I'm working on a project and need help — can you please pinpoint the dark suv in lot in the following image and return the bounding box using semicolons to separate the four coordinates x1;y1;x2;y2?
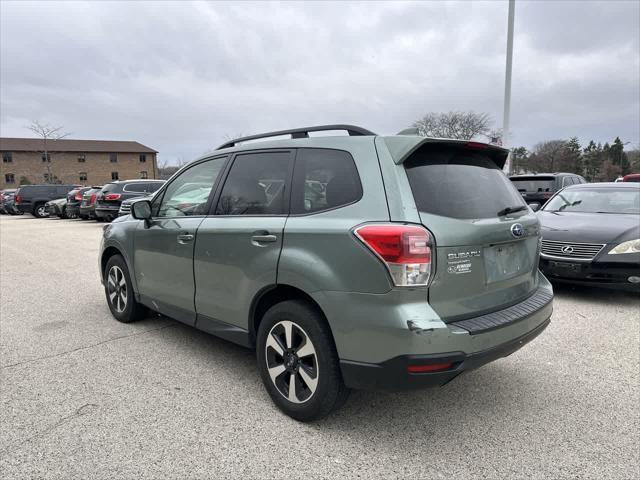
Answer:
100;125;553;421
15;184;80;217
510;173;586;208
95;180;165;221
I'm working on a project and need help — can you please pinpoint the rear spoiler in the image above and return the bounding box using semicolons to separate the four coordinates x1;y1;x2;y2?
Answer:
381;136;510;169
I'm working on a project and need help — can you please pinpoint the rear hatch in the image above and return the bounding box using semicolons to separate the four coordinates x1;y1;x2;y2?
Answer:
95;183;121;208
510;176;555;204
401;142;541;321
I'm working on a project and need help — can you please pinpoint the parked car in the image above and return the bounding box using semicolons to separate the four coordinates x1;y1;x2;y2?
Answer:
79;186;103;220
118;195;153;217
95;180;165;222
538;182;640;290
100;125;553;421
14;184;80;218
509;173;587;209
622;173;640;183
0;189;17;214
66;187;91;218
1;189;21;215
45;197;69;218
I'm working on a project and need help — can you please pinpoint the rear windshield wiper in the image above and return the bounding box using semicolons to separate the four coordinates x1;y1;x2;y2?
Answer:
497;205;528;216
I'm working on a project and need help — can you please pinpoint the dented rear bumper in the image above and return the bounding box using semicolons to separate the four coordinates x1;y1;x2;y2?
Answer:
312;271;553;391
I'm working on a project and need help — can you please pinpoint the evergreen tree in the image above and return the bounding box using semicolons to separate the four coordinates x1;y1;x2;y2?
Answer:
511;146;529;173
583;140;603;181
609;137;630;174
564;137;583;175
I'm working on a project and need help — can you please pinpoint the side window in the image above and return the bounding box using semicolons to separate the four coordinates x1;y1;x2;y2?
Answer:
146;182;163;193
291;148;362;214
215;152;291;215
123;183;147;193
155;157;227;217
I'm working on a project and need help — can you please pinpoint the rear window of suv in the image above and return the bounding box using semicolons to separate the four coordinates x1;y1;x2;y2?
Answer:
100;183;119;194
510;176;555;192
404;145;524;220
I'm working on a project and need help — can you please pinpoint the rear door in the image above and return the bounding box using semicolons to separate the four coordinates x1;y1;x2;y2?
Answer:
133;156;228;325
193;150;293;334
403;144;541;320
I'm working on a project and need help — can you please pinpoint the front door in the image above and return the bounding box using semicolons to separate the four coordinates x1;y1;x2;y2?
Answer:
134;156;228;324
194;150;293;336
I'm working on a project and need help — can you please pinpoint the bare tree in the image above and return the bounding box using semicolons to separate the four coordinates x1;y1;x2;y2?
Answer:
26;121;70;184
527;140;569;172
412;111;493;140
157;157;188;180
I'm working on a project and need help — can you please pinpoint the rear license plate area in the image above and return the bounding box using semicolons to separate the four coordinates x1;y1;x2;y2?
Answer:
485;241;532;283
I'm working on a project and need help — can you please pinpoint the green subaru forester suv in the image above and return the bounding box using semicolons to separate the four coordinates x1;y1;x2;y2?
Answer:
100;125;553;421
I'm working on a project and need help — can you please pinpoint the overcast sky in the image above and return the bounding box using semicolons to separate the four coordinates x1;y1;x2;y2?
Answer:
1;0;638;164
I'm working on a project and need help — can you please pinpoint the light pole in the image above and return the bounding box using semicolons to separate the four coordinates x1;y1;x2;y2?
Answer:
503;0;515;173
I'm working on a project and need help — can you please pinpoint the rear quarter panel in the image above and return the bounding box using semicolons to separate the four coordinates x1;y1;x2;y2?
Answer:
278;137;392;295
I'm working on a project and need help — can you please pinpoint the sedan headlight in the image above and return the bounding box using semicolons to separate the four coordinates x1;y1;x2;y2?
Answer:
609;239;640;255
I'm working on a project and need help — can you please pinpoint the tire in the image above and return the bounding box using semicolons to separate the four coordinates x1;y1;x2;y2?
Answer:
32;203;48;218
104;254;147;323
257;300;349;421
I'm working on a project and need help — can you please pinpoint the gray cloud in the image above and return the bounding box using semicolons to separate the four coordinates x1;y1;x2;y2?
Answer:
1;0;638;164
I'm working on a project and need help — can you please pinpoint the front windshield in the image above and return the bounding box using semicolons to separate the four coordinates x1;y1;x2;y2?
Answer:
543;188;640;214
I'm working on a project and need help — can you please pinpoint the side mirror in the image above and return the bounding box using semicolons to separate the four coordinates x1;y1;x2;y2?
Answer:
529;203;541;212
131;200;152;220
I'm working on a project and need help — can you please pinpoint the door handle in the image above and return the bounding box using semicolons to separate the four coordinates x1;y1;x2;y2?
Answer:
251;234;277;244
177;233;194;244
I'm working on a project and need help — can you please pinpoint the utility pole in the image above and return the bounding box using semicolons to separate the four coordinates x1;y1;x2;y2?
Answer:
503;0;515;174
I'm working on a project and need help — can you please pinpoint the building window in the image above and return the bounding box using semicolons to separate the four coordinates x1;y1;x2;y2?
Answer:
42;153;51;163
5;173;15;184
78;154;86;163
140;171;148;179
79;172;88;182
2;152;12;163
111;171;119;180
110;153;118;163
139;154;146;163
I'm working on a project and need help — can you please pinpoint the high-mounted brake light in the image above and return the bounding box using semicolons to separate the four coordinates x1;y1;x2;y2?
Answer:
104;193;121;201
353;224;433;287
465;141;488;149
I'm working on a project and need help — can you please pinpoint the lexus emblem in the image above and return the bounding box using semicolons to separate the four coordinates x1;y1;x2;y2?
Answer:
561;245;574;254
510;223;525;238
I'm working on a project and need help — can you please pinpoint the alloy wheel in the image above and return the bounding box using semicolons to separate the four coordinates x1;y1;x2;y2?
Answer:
265;320;319;404
37;205;48;217
107;266;128;313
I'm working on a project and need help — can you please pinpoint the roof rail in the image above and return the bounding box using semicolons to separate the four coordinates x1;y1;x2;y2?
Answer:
216;124;376;150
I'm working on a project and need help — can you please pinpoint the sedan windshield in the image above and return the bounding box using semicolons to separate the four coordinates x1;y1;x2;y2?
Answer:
543;188;640;214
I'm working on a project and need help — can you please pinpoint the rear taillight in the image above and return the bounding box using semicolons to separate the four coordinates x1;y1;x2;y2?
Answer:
104;193;121;201
75;192;83;201
354;224;433;287
15;195;21;204
90;193;97;204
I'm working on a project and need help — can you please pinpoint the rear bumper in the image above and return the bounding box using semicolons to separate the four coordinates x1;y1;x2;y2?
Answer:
540;257;640;291
313;272;554;392
341;317;550;391
95;207;118;219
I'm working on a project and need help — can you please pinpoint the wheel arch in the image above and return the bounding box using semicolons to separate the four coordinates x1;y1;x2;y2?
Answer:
249;284;333;347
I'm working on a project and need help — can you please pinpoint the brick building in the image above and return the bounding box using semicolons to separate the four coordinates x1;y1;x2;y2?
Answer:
0;137;158;189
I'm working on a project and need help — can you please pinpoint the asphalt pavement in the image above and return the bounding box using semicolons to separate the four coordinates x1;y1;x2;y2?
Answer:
1;214;638;479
